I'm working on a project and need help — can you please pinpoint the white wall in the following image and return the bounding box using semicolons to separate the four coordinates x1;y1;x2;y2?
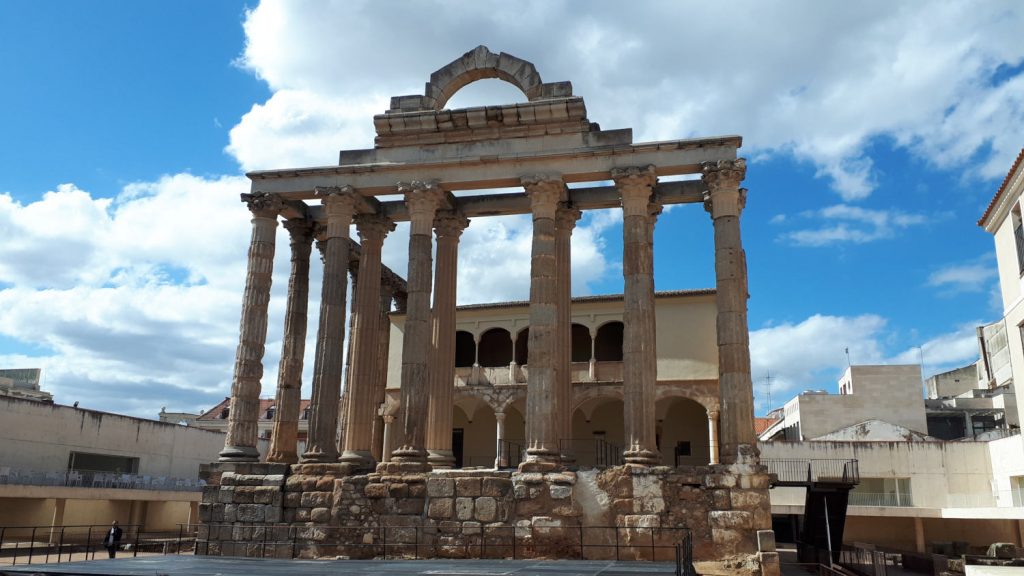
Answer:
0;397;225;478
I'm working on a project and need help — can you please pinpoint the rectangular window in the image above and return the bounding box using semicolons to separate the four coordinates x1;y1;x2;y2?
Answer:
1012;476;1024;507
1014;207;1024;274
67;452;139;474
849;477;913;507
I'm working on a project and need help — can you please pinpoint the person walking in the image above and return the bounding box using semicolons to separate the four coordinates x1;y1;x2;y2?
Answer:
103;520;123;558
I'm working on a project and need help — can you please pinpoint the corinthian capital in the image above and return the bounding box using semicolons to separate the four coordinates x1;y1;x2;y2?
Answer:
555;203;582;232
283;218;314;243
521;175;565;219
315;185;359;238
613;165;657;216
434;211;470;240
701;159;746;192
240;192;284;218
354;214;396;244
702;159;748;219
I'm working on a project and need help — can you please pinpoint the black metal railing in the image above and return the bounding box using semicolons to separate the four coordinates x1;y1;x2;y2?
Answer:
763;459;859;485
191;523;691;567
496;439;526;469
0;467;204;491
560;438;624;468
0;524;198;566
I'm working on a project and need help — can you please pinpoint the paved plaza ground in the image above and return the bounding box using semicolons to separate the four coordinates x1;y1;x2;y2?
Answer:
0;556;682;576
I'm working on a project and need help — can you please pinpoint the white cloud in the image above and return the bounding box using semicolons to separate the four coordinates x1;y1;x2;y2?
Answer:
926;258;998;294
784;204;929;246
890;322;981;376
232;0;1024;200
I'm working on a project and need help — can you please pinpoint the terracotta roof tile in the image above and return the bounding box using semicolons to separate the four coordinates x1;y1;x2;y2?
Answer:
978;147;1024;227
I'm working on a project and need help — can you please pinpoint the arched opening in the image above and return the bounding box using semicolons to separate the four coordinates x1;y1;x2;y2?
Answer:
445;78;530;110
571;323;591;362
571;397;625;468
452;401;497;469
477;328;512;367
656;397;711;467
455;330;475;367
594;321;624;361
514;328;529;366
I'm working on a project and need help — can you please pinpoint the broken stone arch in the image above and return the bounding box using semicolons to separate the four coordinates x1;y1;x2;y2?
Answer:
389;45;574;112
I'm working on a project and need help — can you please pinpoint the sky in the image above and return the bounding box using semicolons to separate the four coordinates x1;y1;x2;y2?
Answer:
1;0;1022;419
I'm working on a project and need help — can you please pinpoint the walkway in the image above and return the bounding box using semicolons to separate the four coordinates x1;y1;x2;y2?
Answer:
0;556;681;576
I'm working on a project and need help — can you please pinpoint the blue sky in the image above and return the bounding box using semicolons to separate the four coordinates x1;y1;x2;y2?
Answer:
0;1;1021;418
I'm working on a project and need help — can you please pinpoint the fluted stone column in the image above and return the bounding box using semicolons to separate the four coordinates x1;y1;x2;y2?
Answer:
702;158;757;464
521;175;565;471
387;181;446;471
302;186;358;463
336;262;358;457
707;408;720;465
371;285;394;462
341;215;395;469
613;165;661;466
220;192;283;462
555;204;580;462
427;212;470;469
267;218;314;464
381;414;396;462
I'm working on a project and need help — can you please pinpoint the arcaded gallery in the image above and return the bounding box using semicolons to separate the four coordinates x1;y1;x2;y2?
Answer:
200;47;778;575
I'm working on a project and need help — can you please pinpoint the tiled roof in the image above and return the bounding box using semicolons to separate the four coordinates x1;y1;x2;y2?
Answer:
754;416;778;435
978;147;1024;227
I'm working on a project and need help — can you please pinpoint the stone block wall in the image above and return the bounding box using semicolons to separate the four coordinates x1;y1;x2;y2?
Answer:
198;462;777;575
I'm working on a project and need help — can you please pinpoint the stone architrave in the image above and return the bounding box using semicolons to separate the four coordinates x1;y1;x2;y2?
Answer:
613;165;661;466
301;186;358;463
554;203;580;462
426;211;470;469
267;218;314;464
702;158;757;464
220;192;283;462
341;215;395;469
371;284;394;462
520;175;565;471
388;181;446;470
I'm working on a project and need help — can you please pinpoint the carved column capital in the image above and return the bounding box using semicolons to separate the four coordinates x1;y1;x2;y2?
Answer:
555;203;582;232
400;180;445;235
702;159;747;219
240;192;284;219
315;185;359;238
434;211;470;239
283;218;314;246
707;408;720;420
522;175;565;219
613;165;657;216
355;214;396;244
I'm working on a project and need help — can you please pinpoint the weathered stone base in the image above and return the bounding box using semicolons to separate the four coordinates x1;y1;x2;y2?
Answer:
199;462;776;575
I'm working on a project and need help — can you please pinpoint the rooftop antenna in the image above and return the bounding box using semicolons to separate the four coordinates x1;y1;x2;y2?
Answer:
844;347;851;368
764;370;774;413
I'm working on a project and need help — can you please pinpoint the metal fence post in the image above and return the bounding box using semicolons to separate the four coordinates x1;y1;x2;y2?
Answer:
86;526;92;560
57;526;65;563
579;524;584;559
28;527;37;565
133;525;141;557
614;526;620;561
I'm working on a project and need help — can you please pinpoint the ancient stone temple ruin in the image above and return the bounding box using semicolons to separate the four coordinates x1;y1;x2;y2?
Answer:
200;47;778;575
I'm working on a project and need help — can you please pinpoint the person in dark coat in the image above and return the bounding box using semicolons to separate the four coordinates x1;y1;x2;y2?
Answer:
103;520;123;558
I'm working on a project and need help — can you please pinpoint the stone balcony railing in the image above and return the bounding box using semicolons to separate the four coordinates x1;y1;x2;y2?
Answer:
454;361;624;386
0;467;204;492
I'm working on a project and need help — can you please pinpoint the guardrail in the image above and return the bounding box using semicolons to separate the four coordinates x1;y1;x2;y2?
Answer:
560;438;624;468
0;524;198;566
0;467;204;492
763;459;859;485
847;492;914;507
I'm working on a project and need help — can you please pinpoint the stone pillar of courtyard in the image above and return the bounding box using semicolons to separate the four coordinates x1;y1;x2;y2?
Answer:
267;218;314;464
301;186;358;464
426;211;470;469
613;165;661;467
555;203;581;462
520;175;565;472
219;192;283;462
386;181;446;471
702;158;757;464
370;284;395;462
340;215;395;470
707;408;720;465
